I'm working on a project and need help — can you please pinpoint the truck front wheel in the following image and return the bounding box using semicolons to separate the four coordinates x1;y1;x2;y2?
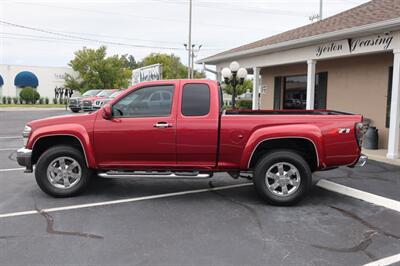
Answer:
253;150;312;206
35;145;92;197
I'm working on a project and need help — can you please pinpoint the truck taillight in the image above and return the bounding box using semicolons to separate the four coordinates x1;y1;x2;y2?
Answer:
355;122;364;147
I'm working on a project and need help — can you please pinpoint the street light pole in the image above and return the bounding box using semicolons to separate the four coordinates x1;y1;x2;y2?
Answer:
221;61;248;109
187;0;192;78
191;44;202;78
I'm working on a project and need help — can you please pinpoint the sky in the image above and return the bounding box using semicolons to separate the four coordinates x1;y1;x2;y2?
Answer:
0;0;370;72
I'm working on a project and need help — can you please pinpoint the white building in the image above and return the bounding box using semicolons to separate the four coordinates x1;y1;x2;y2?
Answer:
0;64;75;99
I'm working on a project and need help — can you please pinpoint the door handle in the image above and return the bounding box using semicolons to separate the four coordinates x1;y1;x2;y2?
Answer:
153;122;173;128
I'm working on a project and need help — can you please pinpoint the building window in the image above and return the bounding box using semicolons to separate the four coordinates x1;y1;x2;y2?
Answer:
275;72;328;110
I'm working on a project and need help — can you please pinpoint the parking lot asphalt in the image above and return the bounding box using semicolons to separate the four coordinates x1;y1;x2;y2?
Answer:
0;109;399;266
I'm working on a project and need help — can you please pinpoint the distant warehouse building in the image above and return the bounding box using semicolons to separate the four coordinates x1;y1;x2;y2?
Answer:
199;0;400;159
0;64;75;99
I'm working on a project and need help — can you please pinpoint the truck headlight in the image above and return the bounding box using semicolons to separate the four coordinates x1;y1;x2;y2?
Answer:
22;125;32;146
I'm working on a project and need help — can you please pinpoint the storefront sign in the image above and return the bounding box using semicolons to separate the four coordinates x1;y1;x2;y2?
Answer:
315;33;396;58
349;33;394;53
315;40;349;58
132;64;163;84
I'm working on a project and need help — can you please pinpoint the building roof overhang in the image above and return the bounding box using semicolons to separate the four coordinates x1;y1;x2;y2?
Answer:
198;18;400;65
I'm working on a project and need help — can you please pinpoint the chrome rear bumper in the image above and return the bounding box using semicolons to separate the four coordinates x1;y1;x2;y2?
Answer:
355;154;368;167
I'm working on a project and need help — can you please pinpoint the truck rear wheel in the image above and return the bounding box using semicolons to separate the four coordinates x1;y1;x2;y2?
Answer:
35;145;92;197
253;150;312;206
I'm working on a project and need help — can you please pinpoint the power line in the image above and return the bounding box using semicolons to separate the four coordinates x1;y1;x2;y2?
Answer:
0;20;225;51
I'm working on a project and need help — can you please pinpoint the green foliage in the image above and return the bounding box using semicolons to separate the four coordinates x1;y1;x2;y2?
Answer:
65;46;132;93
53;98;58;104
237;99;252;109
19;87;40;104
39;98;44;104
7;96;12;104
2;96;6;104
222;79;253;96
45;97;49;104
12;97;18;104
121;54;140;70
141;53;205;79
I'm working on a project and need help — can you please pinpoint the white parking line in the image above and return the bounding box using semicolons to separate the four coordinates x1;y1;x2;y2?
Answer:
316;179;400;213
0;167;25;172
0;136;21;139
0;148;18;151
363;253;400;266
0;183;253;219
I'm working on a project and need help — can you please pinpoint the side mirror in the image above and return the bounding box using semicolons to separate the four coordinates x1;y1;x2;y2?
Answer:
102;104;112;120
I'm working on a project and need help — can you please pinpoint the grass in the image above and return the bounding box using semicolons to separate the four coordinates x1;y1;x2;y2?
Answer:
0;104;66;108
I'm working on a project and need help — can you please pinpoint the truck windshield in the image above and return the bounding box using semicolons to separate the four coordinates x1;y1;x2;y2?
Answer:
82;90;101;96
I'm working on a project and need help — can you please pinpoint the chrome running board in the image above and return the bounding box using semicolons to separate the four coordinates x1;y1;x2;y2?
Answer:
98;171;212;179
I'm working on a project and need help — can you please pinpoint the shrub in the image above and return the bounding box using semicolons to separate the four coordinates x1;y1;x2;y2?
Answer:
7;96;11;104
2;96;6;104
39;98;44;104
45;97;49;104
12;97;18;104
19;98;24;104
53;98;58;104
237;99;252;109
19;87;40;104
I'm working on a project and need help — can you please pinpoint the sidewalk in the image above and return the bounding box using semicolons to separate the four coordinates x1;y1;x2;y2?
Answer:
362;148;400;166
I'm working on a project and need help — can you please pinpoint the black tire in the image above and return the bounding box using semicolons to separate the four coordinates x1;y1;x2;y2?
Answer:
70;109;80;113
35;145;92;197
253;150;312;206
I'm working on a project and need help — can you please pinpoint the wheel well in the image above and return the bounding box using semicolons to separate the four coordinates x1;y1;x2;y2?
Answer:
248;138;318;171
32;135;86;166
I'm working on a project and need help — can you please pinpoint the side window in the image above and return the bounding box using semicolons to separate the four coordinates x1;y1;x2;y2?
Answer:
181;83;210;116
113;85;174;118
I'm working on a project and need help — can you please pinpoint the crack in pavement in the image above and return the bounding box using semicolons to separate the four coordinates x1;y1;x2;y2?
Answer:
311;230;377;256
329;205;400;240
311;205;400;260
7;151;16;162
34;205;104;240
208;181;269;262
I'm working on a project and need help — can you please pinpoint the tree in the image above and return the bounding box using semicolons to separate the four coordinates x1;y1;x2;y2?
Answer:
141;53;205;79
19;87;40;104
121;54;141;70
222;79;253;96
65;46;132;92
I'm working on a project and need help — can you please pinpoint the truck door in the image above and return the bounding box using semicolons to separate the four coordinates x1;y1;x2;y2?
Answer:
176;81;219;168
93;82;177;168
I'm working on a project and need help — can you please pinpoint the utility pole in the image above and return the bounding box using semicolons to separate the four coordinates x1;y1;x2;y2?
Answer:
319;0;323;21
191;44;202;78
187;0;192;79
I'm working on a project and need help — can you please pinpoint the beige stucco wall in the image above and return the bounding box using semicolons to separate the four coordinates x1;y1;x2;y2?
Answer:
260;52;394;149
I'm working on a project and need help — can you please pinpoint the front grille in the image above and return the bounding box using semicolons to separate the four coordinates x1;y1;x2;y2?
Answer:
83;101;92;107
69;99;77;104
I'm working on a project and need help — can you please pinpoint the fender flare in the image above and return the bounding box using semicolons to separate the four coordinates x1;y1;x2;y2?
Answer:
240;124;325;169
29;124;96;168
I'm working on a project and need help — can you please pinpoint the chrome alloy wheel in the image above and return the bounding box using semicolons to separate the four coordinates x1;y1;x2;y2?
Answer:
265;162;301;197
46;156;82;189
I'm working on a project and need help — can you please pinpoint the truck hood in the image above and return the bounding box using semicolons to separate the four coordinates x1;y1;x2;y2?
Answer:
27;112;97;130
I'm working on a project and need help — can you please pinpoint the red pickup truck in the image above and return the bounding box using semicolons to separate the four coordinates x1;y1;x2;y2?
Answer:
17;79;366;205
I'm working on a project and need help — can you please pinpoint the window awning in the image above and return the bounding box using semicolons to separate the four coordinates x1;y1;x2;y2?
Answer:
14;71;39;87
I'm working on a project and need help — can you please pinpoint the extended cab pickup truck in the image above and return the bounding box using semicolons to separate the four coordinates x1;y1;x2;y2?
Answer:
17;79;367;205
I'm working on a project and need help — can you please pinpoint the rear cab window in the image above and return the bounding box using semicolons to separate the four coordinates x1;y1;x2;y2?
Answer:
181;83;210;116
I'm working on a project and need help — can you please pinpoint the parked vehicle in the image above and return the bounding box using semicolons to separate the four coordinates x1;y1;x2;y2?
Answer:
81;89;118;112
68;89;101;113
17;79;366;205
93;90;123;110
